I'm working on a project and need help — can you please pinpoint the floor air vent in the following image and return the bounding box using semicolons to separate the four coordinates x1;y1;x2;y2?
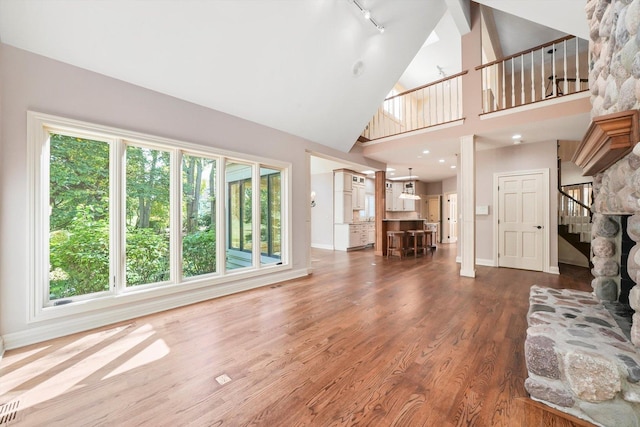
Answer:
0;401;20;425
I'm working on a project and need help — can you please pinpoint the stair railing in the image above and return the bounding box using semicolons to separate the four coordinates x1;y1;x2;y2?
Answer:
558;182;592;243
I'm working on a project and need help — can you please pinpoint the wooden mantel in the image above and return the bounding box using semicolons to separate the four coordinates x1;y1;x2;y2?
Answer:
573;110;640;176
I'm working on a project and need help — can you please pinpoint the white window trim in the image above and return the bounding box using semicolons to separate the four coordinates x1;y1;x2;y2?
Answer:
27;111;292;323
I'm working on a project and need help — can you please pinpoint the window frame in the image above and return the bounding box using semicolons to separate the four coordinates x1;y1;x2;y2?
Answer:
28;111;291;323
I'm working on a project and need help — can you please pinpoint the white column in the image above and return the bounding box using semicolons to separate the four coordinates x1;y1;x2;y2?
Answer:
460;135;476;277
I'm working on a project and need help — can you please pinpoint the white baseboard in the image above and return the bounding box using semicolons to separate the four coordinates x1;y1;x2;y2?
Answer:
548;266;560;275
454;256;496;267
460;268;476;278
476;258;496;267
0;336;4;359
2;268;310;350
311;243;334;250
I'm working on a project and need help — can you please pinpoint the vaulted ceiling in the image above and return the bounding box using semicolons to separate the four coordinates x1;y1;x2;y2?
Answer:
0;0;590;180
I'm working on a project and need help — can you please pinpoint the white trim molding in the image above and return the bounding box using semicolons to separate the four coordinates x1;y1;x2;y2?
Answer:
493;168;551;273
0;336;5;359
3;267;310;350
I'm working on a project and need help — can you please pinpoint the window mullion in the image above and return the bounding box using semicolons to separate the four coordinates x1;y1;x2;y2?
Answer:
112;138;125;294
252;163;261;268
218;159;227;275
171;149;182;283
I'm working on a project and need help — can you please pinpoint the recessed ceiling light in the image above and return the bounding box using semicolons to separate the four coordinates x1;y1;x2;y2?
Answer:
438;159;445;163
386;167;395;172
423;150;430;154
512;134;522;140
361;170;374;175
451;165;456;169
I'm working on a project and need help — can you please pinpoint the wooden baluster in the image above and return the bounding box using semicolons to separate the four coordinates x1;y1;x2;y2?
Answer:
552;43;557;97
530;51;535;102
502;61;506;110
563;39;568;95
520;54;525;106
575;38;580;93
541;47;545;99
511;59;515;107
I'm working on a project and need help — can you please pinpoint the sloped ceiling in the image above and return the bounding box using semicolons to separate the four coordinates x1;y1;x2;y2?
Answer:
0;0;449;153
474;0;589;40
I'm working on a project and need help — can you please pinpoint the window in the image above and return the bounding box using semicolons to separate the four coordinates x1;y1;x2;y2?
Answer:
125;145;171;286
182;155;217;278
30;112;289;318
226;162;253;271
260;168;281;264
48;133;111;302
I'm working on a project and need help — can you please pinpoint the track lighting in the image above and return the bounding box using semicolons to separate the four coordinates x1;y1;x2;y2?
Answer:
351;0;385;33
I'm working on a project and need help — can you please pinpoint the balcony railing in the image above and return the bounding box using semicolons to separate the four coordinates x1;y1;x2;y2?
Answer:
359;35;589;142
360;71;467;141
477;35;589;114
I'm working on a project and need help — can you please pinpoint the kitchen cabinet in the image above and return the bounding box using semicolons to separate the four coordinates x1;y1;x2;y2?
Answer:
386;180;421;212
352;185;366;210
334;223;370;251
367;223;375;245
385;181;393;211
334;171;352;193
351;174;366;210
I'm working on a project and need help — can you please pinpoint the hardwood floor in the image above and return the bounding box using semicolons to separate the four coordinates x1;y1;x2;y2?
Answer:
1;245;593;426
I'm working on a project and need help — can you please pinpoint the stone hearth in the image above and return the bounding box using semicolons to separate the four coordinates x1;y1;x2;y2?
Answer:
526;286;640;426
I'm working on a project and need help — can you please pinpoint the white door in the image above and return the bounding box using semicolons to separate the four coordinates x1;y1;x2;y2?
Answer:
498;173;544;271
448;193;458;243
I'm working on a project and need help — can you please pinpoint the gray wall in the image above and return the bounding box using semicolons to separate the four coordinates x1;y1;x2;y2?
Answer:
0;44;383;342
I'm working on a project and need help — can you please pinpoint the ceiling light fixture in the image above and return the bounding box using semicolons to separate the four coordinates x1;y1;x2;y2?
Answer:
398;168;421;200
423;149;430;154
438;159;445;163
512;134;522;140
351;0;385;33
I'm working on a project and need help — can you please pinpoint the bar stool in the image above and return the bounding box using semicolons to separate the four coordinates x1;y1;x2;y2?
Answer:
386;231;406;258
407;229;427;257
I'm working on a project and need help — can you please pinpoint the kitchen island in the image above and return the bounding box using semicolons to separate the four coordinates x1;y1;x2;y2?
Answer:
380;219;437;255
380;219;427;256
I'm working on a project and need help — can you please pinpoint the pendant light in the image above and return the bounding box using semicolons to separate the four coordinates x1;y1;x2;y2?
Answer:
399;168;421;200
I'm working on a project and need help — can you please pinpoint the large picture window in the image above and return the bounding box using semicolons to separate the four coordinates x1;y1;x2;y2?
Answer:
30;112;289;317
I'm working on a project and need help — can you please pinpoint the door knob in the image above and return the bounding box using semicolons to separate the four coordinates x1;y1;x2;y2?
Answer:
534;225;542;229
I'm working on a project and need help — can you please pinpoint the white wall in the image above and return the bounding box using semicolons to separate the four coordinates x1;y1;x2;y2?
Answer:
0;44;383;347
442;176;457;193
311;172;334;249
475;140;558;267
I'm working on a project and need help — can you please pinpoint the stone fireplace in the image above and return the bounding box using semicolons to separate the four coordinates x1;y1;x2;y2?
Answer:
524;112;640;425
522;0;640;423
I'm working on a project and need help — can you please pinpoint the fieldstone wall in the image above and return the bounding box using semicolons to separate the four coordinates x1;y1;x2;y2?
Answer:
591;148;640;346
526;286;640;426
588;0;640;116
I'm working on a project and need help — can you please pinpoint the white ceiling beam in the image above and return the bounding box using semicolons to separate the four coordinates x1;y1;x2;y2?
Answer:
445;0;471;35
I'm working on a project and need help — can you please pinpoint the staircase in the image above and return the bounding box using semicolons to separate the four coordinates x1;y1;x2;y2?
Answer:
558;184;592;261
558;214;591;259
